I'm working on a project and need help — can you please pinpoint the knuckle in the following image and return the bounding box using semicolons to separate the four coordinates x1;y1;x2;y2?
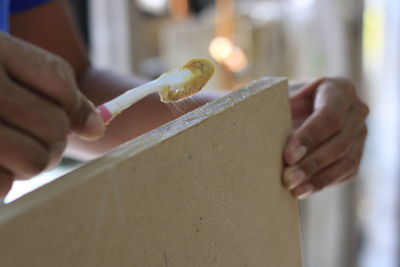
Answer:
49;56;73;80
345;156;360;174
24;147;50;176
361;125;368;137
362;124;368;137
334;138;351;157
48;57;77;101
342;173;356;183
359;102;370;118
0;170;13;197
300;134;318;150
45;109;69;145
302;157;319;176
48;132;68;154
69;95;96;132
326;77;355;94
324;111;343;132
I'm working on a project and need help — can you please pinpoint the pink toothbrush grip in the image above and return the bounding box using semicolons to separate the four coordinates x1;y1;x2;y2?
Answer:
68;105;113;135
97;105;113;125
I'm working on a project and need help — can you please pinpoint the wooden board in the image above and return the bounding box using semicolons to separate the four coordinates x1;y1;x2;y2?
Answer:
0;77;303;266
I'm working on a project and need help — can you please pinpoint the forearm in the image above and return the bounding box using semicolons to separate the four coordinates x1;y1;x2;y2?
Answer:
77;67;148;105
66;67;217;159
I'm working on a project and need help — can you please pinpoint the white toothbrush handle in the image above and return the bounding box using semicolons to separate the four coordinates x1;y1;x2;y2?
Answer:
97;80;162;124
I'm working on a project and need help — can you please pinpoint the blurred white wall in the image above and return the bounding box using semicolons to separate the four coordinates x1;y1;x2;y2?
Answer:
89;0;133;74
359;0;400;266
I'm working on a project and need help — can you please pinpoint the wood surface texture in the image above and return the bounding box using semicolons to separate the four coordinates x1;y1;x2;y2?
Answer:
0;77;303;267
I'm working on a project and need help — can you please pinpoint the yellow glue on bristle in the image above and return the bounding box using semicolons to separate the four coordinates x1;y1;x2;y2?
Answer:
159;58;215;102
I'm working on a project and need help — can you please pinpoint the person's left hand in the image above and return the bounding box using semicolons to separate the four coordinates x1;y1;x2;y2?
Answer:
283;77;369;199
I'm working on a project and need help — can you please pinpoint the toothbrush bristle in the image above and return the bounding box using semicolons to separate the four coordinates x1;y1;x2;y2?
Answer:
158;58;215;102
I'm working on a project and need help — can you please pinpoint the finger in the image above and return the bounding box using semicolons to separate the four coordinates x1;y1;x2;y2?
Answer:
290;95;313;127
290;149;359;199
290;132;366;199
290;78;325;124
0;121;50;179
0;78;68;164
328;135;367;187
69;91;105;140
291;182;314;200
285;81;353;165
0;35;104;139
1;36;79;114
0;168;13;200
283;106;368;189
307;145;364;192
313;127;367;191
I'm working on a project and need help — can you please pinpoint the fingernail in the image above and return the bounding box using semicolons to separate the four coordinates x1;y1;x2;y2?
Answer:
284;168;305;189
297;183;314;200
292;145;307;163
80;111;105;140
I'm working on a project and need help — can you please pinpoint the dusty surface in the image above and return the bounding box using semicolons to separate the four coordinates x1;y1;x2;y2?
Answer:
0;77;303;267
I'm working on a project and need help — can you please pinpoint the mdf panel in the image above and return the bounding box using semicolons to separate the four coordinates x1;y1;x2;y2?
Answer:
0;78;302;267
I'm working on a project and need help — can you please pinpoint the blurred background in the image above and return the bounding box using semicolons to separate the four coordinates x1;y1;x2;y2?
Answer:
5;0;400;266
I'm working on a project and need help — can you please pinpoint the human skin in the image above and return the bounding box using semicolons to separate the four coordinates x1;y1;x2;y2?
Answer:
284;78;369;198
1;0;368;199
0;32;104;197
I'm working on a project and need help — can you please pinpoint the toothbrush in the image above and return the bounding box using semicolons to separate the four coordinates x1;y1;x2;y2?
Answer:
97;58;215;125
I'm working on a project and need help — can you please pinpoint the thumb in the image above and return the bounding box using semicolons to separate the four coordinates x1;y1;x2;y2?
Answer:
290;78;325;123
69;92;105;140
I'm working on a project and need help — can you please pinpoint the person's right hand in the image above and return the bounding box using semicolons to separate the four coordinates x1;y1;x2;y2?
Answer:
0;33;105;198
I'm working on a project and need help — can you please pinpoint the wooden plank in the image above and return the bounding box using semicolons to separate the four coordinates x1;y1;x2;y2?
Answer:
0;77;302;267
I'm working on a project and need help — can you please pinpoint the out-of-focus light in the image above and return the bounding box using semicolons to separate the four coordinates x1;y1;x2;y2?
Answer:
223;46;248;73
209;36;248;72
209;37;234;63
136;0;168;15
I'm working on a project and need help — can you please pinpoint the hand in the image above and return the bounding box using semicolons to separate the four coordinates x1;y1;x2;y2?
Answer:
283;78;369;199
0;33;105;198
